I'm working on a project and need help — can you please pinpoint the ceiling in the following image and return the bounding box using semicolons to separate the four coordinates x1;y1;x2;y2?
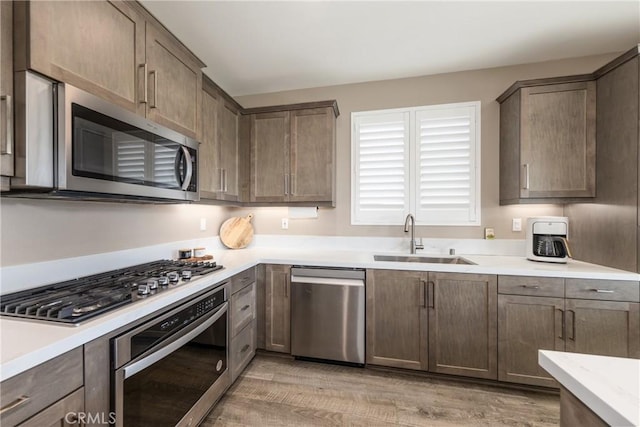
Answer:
140;1;640;97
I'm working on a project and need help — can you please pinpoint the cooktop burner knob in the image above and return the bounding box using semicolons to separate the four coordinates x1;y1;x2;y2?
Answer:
157;276;169;286
147;279;158;290
167;272;179;282
181;270;192;280
137;283;150;295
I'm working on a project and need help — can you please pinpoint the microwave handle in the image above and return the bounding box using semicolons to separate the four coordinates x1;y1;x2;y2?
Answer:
123;302;227;380
181;147;193;191
174;147;194;190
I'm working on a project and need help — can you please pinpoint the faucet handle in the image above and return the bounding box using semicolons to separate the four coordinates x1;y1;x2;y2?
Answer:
415;238;424;251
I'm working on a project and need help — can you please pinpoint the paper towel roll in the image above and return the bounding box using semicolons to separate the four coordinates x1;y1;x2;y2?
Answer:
288;207;319;219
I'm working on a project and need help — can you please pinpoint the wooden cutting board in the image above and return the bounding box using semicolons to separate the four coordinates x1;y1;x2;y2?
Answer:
220;213;254;249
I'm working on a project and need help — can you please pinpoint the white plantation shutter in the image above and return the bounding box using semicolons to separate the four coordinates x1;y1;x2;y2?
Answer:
352;102;480;226
352;112;410;224
415;103;480;225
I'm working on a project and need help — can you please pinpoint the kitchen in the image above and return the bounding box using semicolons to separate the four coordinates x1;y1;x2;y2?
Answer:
1;1;639;426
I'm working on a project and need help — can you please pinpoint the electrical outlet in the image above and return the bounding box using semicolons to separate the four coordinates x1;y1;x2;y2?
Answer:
484;227;495;240
281;218;289;230
512;218;522;232
200;218;207;231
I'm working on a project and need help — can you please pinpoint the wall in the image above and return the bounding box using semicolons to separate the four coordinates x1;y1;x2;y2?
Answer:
0;52;619;267
231;53;618;238
0;199;226;266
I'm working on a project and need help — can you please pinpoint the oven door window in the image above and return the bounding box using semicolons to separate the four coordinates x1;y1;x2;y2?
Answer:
72;104;196;190
122;314;227;427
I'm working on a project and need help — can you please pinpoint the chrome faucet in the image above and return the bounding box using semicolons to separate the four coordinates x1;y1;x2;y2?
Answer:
404;214;424;254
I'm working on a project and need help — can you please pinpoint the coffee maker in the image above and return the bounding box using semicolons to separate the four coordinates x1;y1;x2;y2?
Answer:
526;216;572;263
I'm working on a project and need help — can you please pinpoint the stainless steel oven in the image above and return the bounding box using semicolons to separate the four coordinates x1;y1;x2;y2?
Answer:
10;71;199;202
112;286;229;427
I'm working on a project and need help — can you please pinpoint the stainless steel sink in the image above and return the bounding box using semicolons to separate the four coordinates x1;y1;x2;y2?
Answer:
374;254;476;265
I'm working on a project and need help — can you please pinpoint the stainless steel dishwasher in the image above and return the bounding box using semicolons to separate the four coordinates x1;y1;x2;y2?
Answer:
291;266;365;365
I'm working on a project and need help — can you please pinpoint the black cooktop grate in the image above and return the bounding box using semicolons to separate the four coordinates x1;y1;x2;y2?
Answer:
0;259;223;325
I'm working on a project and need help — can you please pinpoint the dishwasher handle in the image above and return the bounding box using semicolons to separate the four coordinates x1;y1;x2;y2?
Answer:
290;275;364;287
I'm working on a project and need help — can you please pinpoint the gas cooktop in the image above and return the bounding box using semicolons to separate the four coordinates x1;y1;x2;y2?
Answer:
0;259;223;325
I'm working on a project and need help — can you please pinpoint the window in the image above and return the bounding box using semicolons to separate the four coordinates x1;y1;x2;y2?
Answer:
352;101;480;226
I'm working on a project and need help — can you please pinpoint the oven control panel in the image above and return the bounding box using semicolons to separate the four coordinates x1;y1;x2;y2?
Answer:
128;287;226;360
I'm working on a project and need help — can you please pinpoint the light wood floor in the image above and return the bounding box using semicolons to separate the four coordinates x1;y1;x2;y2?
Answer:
203;353;560;426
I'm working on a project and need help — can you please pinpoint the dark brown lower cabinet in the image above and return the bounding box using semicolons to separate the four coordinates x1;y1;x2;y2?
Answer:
365;269;428;370
498;291;640;388
498;295;564;387
366;270;497;379
428;273;498;379
565;299;640;358
17;388;84;427
559;386;607;427
264;264;291;353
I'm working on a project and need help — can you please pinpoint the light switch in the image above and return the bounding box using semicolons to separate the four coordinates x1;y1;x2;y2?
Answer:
281;218;289;230
512;218;522;232
200;218;207;231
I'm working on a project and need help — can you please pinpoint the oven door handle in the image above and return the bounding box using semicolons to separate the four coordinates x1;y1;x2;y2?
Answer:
123;302;227;379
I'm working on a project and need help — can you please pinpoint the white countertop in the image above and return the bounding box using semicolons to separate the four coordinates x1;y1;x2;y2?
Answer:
539;350;640;426
2;241;639;383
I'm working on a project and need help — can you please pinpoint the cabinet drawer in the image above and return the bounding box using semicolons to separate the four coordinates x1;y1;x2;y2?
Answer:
231;267;256;294
1;348;83;427
230;320;256;382
231;281;256;336
566;279;640;302
17;387;84;427
499;276;564;297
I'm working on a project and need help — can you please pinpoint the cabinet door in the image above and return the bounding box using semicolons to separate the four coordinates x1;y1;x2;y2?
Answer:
0;0;12;188
199;89;220;197
145;23;202;138
565;299;640;358
498;295;564;387
19;1;145;115
520;81;596;199
250;112;289;202
428;273;498;379
365;269;428;370
218;100;240;201
289;107;335;204
264;264;291;353
17;388;84;427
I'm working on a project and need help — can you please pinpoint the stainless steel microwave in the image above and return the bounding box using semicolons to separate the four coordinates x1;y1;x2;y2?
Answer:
9;71;199;202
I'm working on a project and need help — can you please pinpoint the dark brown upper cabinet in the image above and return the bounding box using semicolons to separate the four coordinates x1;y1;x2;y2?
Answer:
246;102;338;207
14;0;204;139
497;77;596;204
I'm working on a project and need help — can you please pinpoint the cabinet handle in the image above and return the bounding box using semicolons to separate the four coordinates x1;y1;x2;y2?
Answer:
0;395;29;415
284;174;289;195
1;95;12;155
522;164;530;190
290;173;295;195
428;281;435;308
567;310;576;341
591;289;614;293
224;169;228;193
284;279;289;298
150;70;158;109
139;64;148;104
240;304;251;312
240;344;251;353
218;168;224;192
557;309;565;340
522;285;540;289
419;280;426;308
